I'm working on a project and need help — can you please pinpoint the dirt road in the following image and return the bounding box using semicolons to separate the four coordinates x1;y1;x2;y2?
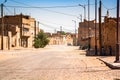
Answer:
0;45;119;80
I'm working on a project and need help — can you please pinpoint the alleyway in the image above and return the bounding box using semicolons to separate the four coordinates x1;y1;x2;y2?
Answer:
0;45;120;80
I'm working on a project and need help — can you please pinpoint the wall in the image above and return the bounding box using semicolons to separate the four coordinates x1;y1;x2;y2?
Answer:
0;14;38;49
78;20;99;46
0;36;9;50
101;17;119;55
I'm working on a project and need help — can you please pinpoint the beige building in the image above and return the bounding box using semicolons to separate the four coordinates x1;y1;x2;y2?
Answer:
46;32;74;45
0;14;39;50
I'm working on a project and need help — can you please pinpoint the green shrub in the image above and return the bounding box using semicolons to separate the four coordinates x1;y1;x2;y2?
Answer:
33;31;49;48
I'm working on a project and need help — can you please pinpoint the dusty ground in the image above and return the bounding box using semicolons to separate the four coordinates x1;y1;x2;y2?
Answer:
0;45;120;80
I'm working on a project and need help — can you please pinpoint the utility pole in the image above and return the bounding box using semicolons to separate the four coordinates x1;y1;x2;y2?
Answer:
20;13;23;47
37;21;40;32
54;29;56;33
60;26;62;32
14;8;16;15
83;6;86;38
1;4;4;50
72;20;77;46
79;4;86;21
88;0;90;51
77;14;82;22
95;0;98;55
78;4;86;39
34;21;36;38
115;0;120;62
99;0;102;56
80;14;82;22
0;0;7;50
106;10;109;17
84;5;86;21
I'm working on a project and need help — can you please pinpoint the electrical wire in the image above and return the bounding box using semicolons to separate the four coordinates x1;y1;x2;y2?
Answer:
4;6;14;15
9;0;31;6
5;5;78;17
39;19;75;28
4;0;77;33
8;0;81;17
6;0;79;17
84;2;99;6
102;2;116;10
9;0;79;8
39;22;73;32
5;5;79;9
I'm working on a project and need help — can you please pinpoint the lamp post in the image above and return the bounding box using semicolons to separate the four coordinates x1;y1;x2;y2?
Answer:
78;4;86;40
1;0;7;50
78;4;86;21
72;20;77;46
77;14;82;22
115;0;120;62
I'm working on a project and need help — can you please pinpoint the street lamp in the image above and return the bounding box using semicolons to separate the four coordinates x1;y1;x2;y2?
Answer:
78;4;86;40
72;20;77;46
78;4;86;21
1;0;7;50
77;14;82;22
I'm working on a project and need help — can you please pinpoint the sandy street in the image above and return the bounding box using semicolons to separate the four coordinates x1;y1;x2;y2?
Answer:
0;45;120;80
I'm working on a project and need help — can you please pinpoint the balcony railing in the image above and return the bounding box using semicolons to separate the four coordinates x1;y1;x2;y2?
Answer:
23;31;31;37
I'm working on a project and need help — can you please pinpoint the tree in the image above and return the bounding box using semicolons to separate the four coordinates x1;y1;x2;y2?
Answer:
61;31;66;35
33;31;49;48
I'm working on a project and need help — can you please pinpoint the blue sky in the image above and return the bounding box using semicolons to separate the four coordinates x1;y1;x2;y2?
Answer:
0;0;117;33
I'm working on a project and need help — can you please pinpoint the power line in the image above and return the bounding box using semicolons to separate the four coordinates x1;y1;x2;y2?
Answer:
9;0;31;6
102;2;116;10
41;8;78;17
39;19;75;28
39;22;73;32
5;5;78;17
4;6;14;15
8;0;81;17
9;0;80;8
7;0;87;18
5;5;79;8
84;2;99;6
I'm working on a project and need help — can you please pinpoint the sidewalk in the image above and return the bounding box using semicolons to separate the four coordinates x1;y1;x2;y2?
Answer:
97;56;120;69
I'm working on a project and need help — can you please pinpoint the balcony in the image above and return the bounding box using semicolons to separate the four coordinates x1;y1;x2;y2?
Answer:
23;25;30;29
22;31;31;37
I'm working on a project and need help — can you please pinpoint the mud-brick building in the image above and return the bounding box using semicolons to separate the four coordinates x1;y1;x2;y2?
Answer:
78;20;99;49
0;14;39;50
101;16;120;55
0;24;20;50
46;32;74;45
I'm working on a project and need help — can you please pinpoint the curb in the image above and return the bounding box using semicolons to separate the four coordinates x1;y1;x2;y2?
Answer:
97;58;120;69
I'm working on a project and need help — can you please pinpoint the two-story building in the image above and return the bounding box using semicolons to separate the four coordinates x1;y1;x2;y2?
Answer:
78;20;99;49
0;14;39;50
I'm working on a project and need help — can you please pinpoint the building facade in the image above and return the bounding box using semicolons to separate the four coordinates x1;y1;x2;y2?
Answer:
0;14;39;50
101;16;120;55
78;20;99;49
46;32;74;45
